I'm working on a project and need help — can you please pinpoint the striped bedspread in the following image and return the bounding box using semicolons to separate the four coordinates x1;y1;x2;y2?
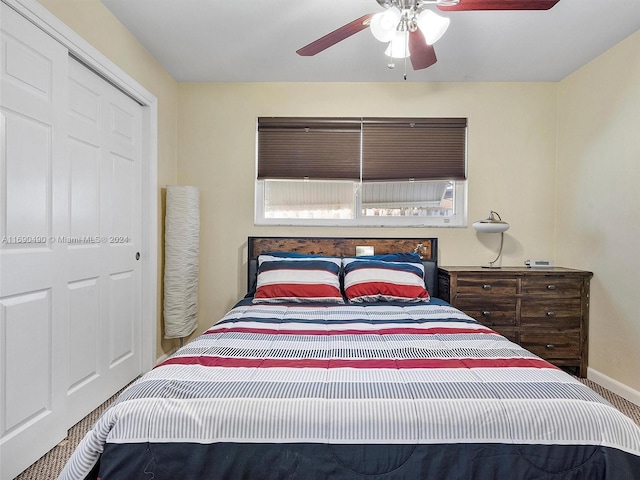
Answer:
59;299;640;480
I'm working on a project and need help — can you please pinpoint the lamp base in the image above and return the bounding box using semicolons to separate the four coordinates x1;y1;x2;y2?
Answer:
481;264;502;269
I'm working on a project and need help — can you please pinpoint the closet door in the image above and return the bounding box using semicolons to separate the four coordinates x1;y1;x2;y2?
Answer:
65;57;143;427
0;4;70;478
0;6;145;477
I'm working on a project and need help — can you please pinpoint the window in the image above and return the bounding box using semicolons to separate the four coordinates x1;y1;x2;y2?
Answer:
255;117;467;227
263;180;356;220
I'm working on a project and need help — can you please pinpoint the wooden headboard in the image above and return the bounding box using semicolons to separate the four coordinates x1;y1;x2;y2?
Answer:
248;237;436;261
247;236;438;296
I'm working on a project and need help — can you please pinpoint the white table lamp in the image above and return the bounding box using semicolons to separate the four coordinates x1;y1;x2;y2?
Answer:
472;210;509;268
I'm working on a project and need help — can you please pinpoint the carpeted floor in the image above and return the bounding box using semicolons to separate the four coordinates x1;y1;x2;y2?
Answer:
14;382;134;480
14;377;640;480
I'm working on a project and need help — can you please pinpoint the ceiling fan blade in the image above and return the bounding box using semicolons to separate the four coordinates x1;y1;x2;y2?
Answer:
296;14;374;56
437;0;560;11
409;30;437;70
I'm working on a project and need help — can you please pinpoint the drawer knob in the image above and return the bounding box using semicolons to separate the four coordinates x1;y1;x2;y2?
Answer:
547;284;557;290
482;284;492;290
545;344;555;350
546;311;556;317
482;311;492;317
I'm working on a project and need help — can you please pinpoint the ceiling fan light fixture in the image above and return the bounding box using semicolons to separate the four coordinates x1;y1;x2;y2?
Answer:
385;30;410;58
297;0;559;77
416;9;450;44
370;6;402;42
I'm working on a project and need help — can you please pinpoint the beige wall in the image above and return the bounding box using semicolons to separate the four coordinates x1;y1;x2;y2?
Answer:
35;0;640;396
36;0;180;357
556;30;640;393
178;82;559;338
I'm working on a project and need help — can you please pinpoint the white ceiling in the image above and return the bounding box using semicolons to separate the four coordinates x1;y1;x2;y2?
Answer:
100;0;640;83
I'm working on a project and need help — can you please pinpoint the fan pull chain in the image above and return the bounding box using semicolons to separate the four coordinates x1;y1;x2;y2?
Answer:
403;30;408;80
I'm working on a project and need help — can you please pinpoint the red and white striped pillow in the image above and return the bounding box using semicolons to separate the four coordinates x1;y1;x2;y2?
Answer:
253;254;344;304
342;257;430;303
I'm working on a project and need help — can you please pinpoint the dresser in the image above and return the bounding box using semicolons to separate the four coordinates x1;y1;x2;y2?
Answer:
437;267;592;377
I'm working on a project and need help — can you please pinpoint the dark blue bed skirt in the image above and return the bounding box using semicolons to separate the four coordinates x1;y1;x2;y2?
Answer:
92;441;640;480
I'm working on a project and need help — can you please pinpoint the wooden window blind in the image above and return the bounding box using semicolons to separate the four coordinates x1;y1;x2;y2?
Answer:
362;117;467;181
257;117;361;180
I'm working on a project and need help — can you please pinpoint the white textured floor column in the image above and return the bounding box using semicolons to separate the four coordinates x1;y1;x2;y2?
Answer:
163;185;200;339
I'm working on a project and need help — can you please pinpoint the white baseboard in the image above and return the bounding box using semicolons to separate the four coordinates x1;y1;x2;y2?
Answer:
154;349;177;366
588;367;640;407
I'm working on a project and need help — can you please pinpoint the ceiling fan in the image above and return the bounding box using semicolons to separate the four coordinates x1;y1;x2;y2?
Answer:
297;0;560;73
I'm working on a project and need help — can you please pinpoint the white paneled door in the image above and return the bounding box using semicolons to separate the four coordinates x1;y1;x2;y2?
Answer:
0;5;70;477
0;4;144;478
65;57;142;428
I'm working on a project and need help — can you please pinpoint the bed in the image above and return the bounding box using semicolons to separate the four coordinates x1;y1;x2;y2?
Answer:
59;237;640;480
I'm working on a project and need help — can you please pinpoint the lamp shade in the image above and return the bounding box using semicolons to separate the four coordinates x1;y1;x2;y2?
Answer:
385;31;410;58
370;7;401;42
472;210;509;268
416;10;450;45
472;211;509;233
163;185;200;339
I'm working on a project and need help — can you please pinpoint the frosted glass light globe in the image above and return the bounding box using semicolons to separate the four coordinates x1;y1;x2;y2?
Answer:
370;6;401;42
384;31;410;58
416;10;450;45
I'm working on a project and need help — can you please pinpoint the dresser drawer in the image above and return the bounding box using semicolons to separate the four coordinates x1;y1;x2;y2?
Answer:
521;276;582;296
455;277;517;296
455;298;516;326
520;332;580;360
520;297;582;328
